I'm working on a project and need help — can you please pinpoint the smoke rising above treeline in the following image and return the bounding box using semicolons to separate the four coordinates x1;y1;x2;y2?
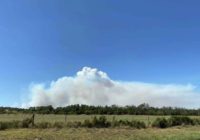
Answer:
22;67;200;108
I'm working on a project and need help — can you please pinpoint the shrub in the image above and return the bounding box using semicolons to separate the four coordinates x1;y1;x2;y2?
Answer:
21;118;32;128
117;119;146;129
10;120;21;128
169;116;194;126
193;118;200;125
152;116;195;128
152;118;169;128
130;120;146;129
0;115;197;130
82;116;111;128
0;122;8;130
111;117;120;127
91;116;111;128
82;119;93;128
0;121;22;130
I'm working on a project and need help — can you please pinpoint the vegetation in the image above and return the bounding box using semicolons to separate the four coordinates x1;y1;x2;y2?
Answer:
1;105;200;139
0;115;146;130
1;127;200;140
0;114;200;139
2;115;200;130
1;104;200;115
152;116;198;128
152;117;169;128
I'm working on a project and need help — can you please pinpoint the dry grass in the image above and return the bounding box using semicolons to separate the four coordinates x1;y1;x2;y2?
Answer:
0;114;172;125
1;114;200;139
0;126;200;140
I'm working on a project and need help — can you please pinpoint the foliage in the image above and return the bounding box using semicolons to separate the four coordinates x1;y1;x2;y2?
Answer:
21;118;33;128
152;118;169;128
1;115;200;130
81;116;145;128
153;116;197;128
0;122;8;130
169;116;194;126
1;104;200;116
82;116;111;128
0;120;21;130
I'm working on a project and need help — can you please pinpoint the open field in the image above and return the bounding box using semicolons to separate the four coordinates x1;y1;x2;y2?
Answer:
1;114;200;124
1;126;200;140
1;114;200;139
0;114;172;124
0;114;162;125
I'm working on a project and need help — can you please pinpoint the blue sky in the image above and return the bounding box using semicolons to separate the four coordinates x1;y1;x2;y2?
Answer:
1;0;200;106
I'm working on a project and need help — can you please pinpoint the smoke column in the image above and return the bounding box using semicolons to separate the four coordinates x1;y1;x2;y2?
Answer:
23;67;200;108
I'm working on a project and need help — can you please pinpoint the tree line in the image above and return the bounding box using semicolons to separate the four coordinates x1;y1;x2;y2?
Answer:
1;103;200;115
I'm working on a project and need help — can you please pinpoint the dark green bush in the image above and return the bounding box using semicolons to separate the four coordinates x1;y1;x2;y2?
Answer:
117;119;146;129
91;116;111;128
169;116;194;126
82;116;111;128
0;122;8;130
152;116;195;128
130;120;146;129
152;118;169;128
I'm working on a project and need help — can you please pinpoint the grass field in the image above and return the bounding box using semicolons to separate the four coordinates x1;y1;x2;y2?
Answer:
0;114;171;125
1;114;200;139
1;114;200;124
1;127;200;140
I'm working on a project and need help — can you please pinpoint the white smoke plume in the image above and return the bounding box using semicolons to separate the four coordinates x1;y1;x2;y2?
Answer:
23;67;200;108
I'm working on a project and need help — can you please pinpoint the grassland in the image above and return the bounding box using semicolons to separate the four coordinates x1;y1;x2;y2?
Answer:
0;114;171;125
1;114;200;124
1;114;200;140
1;126;200;140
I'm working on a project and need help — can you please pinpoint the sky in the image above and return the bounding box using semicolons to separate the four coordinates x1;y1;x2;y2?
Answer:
1;1;200;107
